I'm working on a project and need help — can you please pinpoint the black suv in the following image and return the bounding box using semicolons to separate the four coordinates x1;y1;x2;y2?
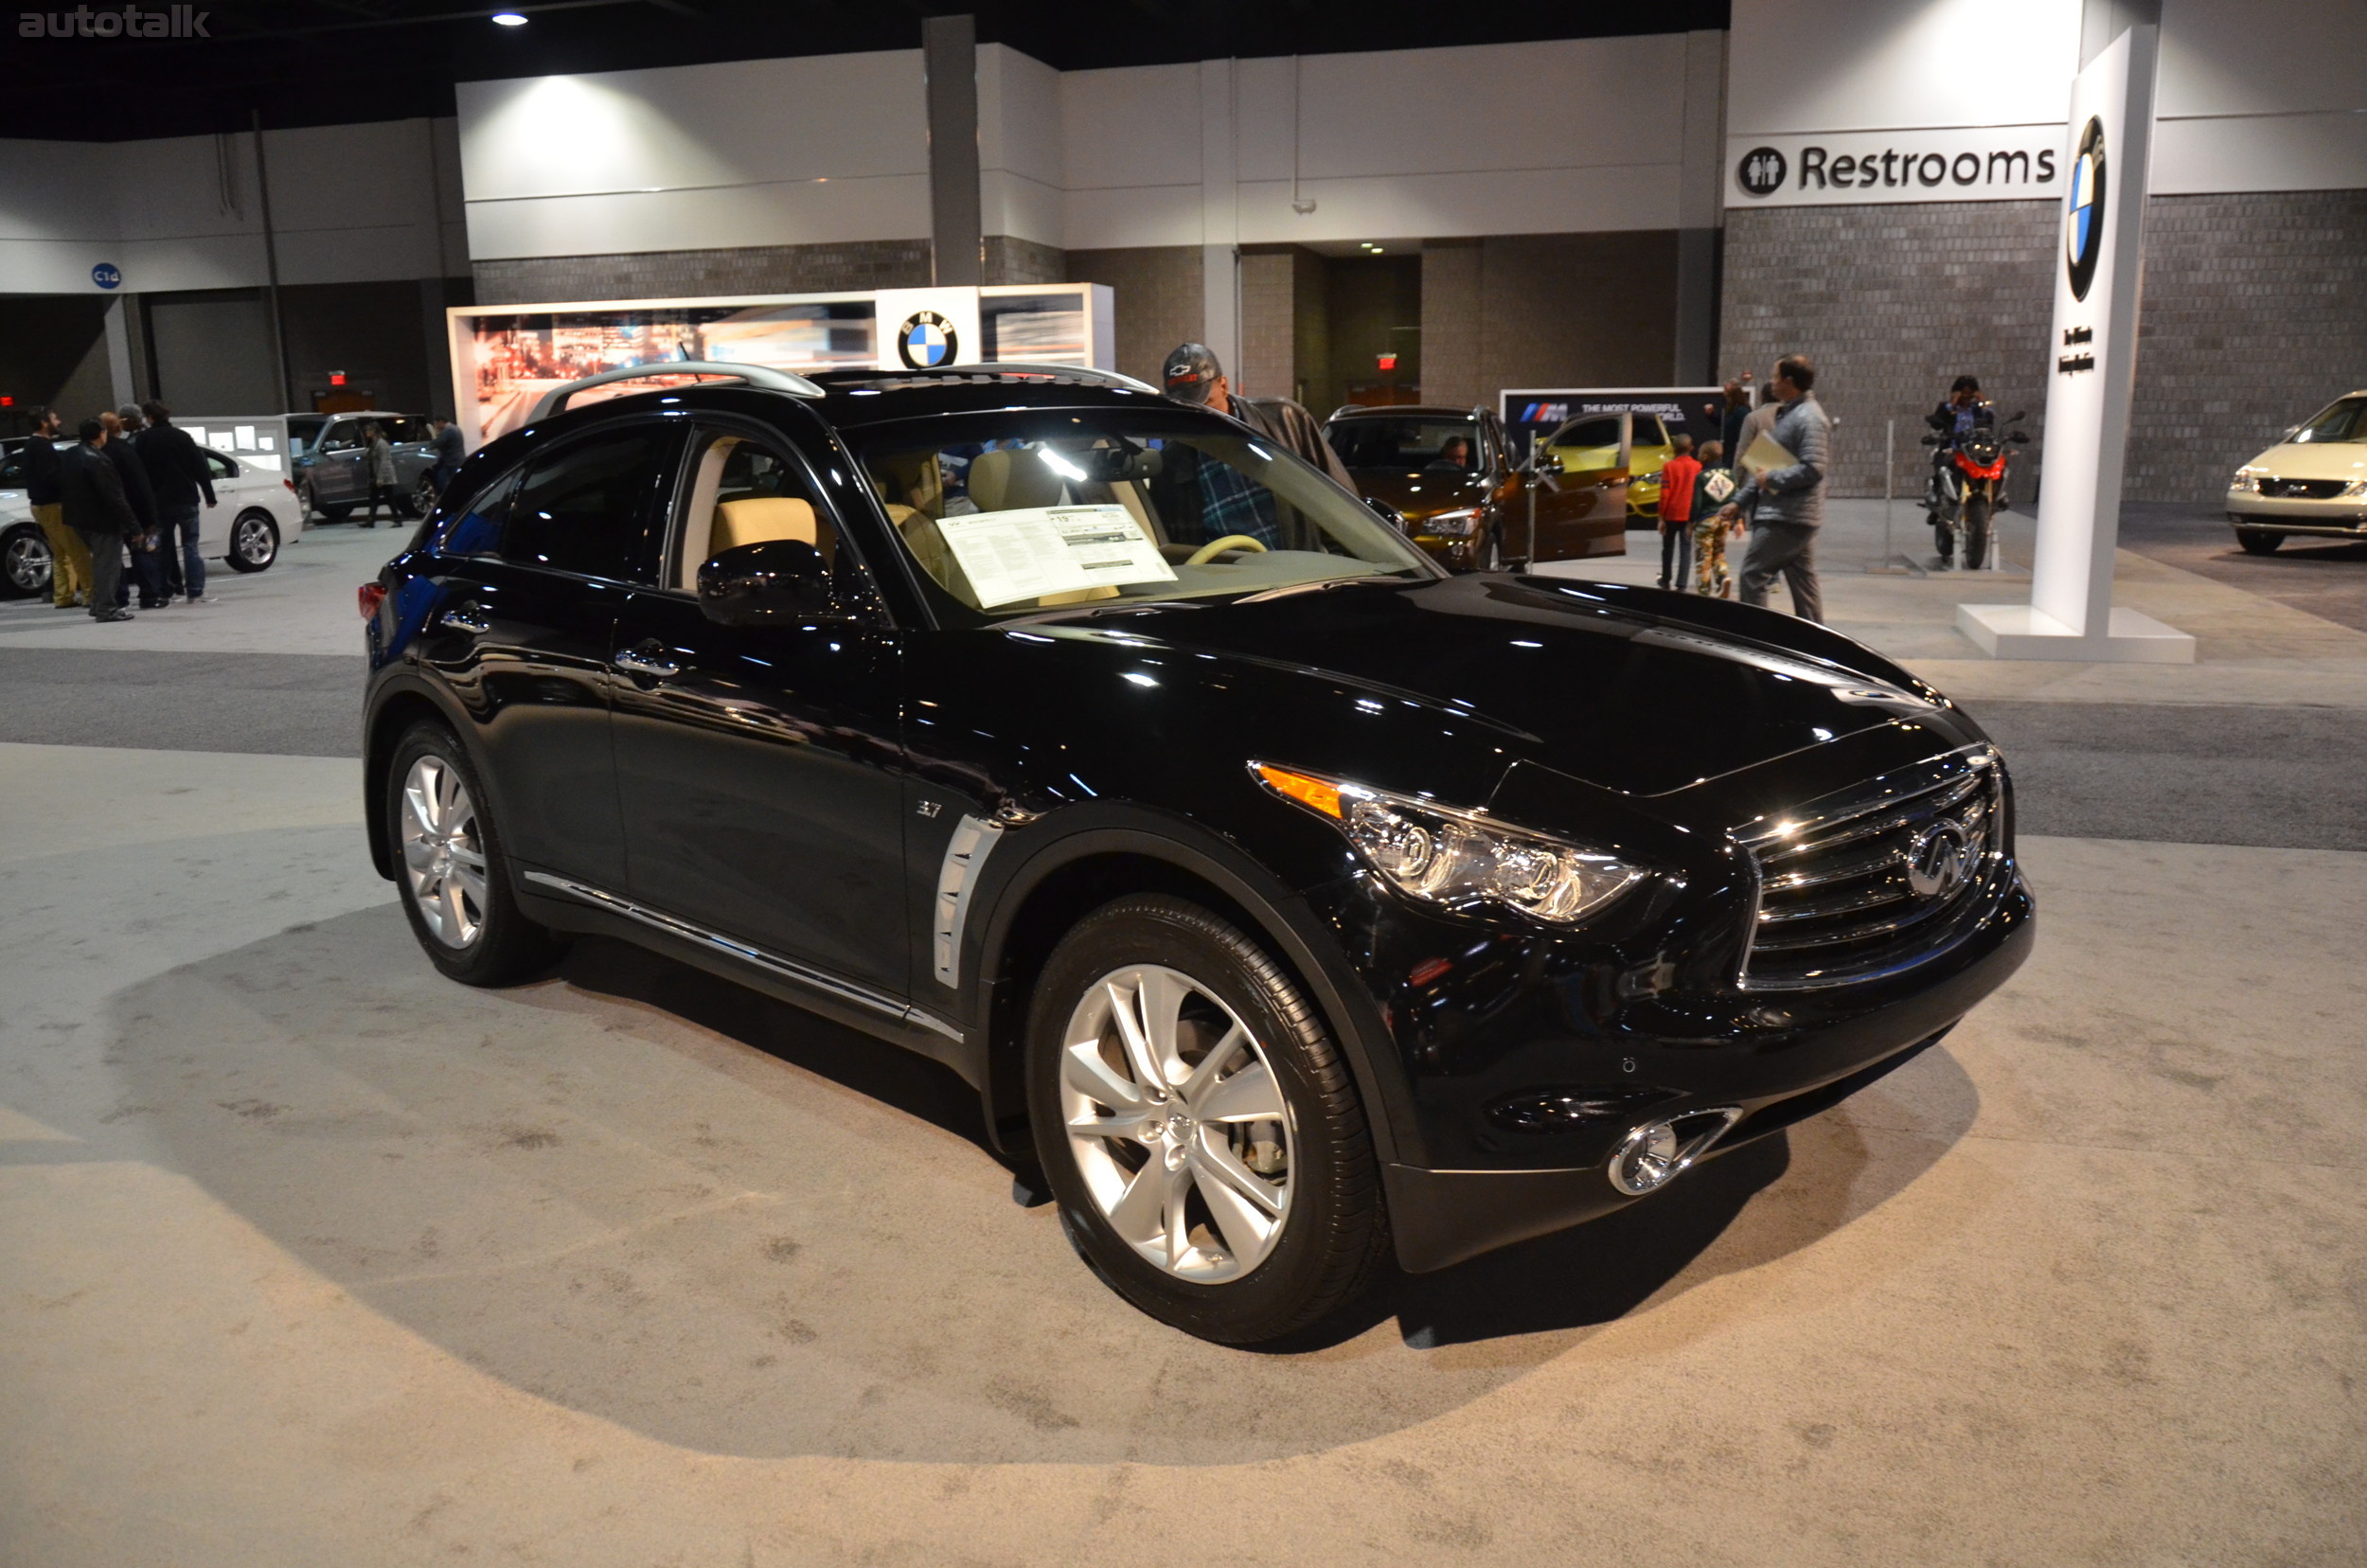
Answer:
362;365;2032;1344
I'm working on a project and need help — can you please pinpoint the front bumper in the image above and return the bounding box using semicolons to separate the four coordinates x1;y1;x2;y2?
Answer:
2228;496;2367;537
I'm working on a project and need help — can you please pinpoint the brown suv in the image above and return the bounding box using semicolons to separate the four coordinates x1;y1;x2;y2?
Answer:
1321;405;1628;570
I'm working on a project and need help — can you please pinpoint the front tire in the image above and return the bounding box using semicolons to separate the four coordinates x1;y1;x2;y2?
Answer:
0;522;51;599
223;510;279;573
2235;528;2283;555
385;721;564;986
1477;528;1504;573
1962;495;1991;570
1026;896;1388;1344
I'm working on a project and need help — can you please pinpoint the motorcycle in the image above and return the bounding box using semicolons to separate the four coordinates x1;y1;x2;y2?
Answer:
1923;410;2031;569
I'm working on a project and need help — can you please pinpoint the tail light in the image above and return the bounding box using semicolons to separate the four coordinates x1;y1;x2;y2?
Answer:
284;479;296;492
358;582;387;619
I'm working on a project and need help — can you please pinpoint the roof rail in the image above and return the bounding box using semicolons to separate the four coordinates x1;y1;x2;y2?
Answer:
525;361;825;422
971;362;1161;394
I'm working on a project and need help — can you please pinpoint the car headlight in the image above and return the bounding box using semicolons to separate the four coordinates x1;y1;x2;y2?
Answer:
1252;762;1646;925
1418;508;1481;538
2343;479;2367;499
2230;469;2262;493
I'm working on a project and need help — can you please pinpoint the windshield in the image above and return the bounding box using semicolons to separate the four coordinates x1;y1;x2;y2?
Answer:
854;410;1439;622
1325;417;1482;473
2291;396;2367;444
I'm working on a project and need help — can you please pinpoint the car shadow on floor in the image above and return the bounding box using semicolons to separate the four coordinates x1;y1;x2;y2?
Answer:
555;935;1970;1354
106;906;1981;1459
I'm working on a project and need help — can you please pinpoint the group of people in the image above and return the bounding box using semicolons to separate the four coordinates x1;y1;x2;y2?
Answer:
21;401;217;621
1653;354;1829;623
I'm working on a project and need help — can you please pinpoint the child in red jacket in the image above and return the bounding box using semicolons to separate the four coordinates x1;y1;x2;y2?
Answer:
1656;435;1701;591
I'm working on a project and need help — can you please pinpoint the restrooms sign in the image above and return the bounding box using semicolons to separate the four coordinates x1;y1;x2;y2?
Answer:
1726;126;2065;206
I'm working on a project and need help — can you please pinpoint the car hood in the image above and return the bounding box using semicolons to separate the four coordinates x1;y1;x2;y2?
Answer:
1345;470;1492;523
2243;440;2367;482
1079;575;1946;798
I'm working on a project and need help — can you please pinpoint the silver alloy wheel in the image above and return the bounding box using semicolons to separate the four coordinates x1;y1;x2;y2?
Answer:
400;754;489;948
1060;964;1295;1283
232;513;276;566
411;473;438;516
4;529;50;592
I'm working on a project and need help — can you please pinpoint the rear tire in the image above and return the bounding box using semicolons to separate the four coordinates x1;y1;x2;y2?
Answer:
408;472;440;519
1026;896;1389;1345
223;510;279;573
1962;496;1991;570
2235;528;2283;556
385;721;565;987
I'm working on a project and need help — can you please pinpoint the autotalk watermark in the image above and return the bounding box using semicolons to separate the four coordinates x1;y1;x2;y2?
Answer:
20;6;211;37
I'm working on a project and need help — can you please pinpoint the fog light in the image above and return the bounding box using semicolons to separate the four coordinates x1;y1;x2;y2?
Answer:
1609;1121;1681;1194
1608;1107;1745;1196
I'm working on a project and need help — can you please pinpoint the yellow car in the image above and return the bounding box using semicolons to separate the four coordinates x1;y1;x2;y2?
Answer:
1545;411;1675;519
2227;390;2367;553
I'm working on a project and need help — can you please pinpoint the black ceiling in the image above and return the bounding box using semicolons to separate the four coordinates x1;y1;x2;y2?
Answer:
0;1;1730;142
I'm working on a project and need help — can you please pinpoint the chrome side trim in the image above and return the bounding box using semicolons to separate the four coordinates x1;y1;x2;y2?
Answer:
521;871;961;1042
931;814;1005;987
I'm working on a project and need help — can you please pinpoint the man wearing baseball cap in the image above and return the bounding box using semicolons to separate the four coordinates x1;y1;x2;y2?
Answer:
1161;342;1352;486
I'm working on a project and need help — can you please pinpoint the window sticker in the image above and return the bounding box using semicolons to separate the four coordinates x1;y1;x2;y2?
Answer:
933;504;1178;608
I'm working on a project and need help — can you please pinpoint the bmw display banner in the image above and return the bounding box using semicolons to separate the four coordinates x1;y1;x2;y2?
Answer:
873;288;983;373
1957;25;2194;664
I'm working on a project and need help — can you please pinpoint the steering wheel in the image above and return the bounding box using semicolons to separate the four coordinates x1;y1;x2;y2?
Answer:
1184;534;1270;566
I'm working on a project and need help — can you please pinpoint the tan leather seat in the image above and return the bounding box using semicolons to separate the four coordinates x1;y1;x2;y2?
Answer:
968;448;1062;513
713;495;818;552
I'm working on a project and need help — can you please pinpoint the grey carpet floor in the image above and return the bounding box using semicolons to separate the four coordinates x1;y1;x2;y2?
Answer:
0;649;365;758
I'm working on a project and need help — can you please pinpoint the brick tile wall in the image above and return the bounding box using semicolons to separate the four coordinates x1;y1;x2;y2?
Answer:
984;235;1068;286
1721;191;2367;501
1065;245;1202;387
1238;249;1295;400
472;240;933;305
1423;232;1679;413
1419;241;1484;407
1720;201;2058;499
2129;190;2367;501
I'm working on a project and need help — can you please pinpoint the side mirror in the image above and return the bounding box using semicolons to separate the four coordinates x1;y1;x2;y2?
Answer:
697;539;855;626
2010;432;2032;443
2008;410;2028;422
1364;496;1407;528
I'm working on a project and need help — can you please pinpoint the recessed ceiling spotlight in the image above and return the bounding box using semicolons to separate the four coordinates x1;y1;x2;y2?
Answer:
491;10;528;25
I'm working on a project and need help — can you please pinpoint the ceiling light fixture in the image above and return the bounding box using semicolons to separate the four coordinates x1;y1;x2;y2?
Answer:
491;10;528;25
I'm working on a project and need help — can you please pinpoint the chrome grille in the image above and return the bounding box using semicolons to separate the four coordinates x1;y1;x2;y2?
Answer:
2260;477;2346;500
1739;749;2005;989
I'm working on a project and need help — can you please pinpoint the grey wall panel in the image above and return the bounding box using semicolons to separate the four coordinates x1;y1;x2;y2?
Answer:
147;292;281;414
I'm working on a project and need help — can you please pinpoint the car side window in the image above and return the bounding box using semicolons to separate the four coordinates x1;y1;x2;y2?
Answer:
670;429;853;594
205;451;238;480
494;427;675;581
319;422;358;453
0;454;21;489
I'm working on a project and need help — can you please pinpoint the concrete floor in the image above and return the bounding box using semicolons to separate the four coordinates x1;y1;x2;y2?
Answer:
4;517;2365;1564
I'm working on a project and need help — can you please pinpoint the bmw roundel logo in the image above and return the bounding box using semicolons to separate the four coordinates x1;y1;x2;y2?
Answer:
1736;147;1787;198
2065;117;2107;302
897;310;958;369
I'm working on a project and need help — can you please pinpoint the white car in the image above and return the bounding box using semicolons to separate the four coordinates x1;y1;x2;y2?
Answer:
2226;390;2367;554
0;437;304;599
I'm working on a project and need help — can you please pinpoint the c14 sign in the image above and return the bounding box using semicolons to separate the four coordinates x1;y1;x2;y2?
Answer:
1726;127;2063;207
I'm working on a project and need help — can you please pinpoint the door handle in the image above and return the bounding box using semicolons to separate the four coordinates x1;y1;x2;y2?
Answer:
438;605;490;635
615;644;683;681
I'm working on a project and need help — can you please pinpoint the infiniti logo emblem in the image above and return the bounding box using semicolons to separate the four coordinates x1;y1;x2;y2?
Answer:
1905;823;1972;899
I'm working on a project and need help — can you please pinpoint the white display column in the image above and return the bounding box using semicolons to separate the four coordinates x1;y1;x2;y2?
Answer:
1958;25;2194;664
